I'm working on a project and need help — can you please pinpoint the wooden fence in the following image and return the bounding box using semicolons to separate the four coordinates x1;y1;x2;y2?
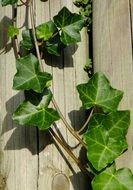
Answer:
0;0;133;190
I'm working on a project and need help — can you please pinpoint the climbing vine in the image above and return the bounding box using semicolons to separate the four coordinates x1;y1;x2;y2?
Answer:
1;0;133;189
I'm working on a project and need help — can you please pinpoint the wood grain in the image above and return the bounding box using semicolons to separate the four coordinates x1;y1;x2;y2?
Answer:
0;4;38;190
0;1;89;190
93;0;133;169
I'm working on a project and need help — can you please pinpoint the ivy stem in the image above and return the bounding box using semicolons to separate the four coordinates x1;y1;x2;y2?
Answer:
52;97;86;148
49;128;92;178
77;107;94;134
29;0;44;72
28;1;86;149
12;4;20;58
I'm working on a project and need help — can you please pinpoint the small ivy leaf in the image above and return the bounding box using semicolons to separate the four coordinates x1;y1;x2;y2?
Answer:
53;7;85;45
8;25;19;38
84;127;128;171
77;72;123;113
36;21;57;40
13;53;52;93
88;111;130;138
24;88;52;107
92;165;133;190
20;29;34;50
45;34;65;56
12;94;60;130
1;0;18;6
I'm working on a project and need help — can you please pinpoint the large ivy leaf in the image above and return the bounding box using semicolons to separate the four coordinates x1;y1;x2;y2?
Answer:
24;88;52;107
45;34;65;56
13;54;52;93
77;72;123;113
36;21;57;40
84;127;128;171
88;111;130;137
85;110;130;171
13;90;60;130
92;165;133;190
1;0;18;6
53;7;85;45
20;29;34;50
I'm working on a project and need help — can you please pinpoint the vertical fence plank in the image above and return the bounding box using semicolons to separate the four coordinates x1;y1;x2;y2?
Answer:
0;5;38;190
0;1;89;189
35;0;89;190
93;0;133;169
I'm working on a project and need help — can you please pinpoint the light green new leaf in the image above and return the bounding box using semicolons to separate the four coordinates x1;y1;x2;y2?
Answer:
20;29;34;50
13;91;60;130
88;111;130;137
92;165;133;190
53;7;85;45
8;25;19;38
1;0;17;6
84;126;128;171
36;21;57;40
77;72;123;113
13;54;52;93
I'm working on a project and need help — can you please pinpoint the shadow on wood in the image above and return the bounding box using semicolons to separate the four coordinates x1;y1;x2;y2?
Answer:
1;93;52;155
44;45;78;68
0;16;12;55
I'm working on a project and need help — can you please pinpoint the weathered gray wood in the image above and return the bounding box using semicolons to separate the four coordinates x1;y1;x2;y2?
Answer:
0;5;38;190
93;0;133;169
0;1;89;190
35;1;88;190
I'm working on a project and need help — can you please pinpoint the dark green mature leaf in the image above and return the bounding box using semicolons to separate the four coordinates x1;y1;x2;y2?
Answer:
53;7;85;45
36;21;57;40
85;111;130;171
77;72;123;113
88;111;130;137
25;88;52;106
13;54;52;93
88;113;105;130
8;25;19;38
1;0;17;6
102;111;130;138
84;127;128;171
92;165;133;190
13;90;60;130
20;29;34;50
45;35;65;56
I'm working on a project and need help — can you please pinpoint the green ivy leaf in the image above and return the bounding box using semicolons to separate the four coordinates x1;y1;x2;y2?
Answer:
92;165;133;190
8;25;19;38
84;126;128;171
1;0;18;6
77;72;123;113
88;111;130;138
84;111;130;171
13;53;52;93
24;88;52;106
20;29;34;50
12;90;60;130
53;7;85;45
36;21;57;40
45;35;65;56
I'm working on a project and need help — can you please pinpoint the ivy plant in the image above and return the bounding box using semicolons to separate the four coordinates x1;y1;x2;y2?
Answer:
1;0;133;189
